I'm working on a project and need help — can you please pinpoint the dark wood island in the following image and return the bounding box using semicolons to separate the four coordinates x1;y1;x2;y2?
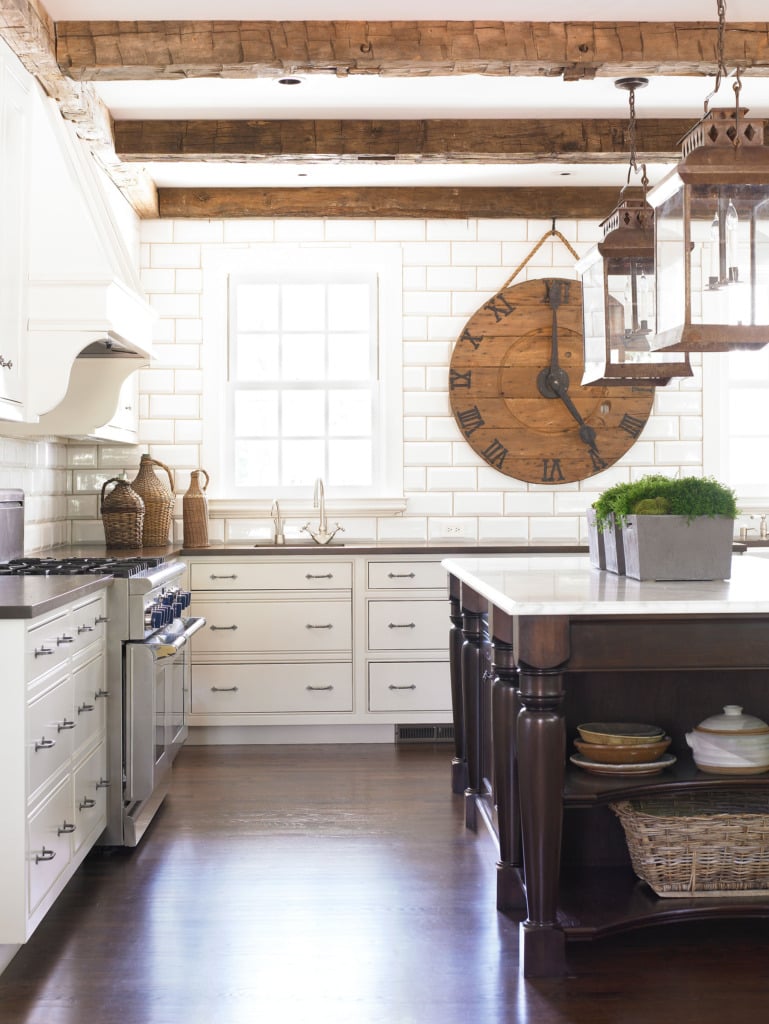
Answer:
443;553;769;978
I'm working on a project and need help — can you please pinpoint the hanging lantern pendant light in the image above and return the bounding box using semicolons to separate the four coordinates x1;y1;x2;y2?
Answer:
647;1;769;353
576;78;692;386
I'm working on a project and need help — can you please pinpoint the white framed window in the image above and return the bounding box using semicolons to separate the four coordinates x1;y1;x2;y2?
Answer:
202;244;403;502
704;347;769;502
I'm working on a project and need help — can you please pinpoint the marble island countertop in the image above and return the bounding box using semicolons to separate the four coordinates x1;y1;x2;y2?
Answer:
442;551;769;617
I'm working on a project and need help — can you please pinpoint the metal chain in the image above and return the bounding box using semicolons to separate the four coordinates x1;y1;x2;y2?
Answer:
705;0;729;113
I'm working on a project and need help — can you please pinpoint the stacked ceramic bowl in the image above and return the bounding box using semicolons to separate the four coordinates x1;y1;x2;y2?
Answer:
570;721;676;776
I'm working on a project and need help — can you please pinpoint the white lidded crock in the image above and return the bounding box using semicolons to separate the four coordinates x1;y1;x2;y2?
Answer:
685;704;769;774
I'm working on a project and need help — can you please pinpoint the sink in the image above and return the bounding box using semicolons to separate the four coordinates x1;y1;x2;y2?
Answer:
252;539;345;548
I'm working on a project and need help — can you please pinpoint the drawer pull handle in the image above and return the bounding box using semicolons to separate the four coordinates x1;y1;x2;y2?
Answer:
35;847;56;864
0;355;13;370
388;622;416;629
57;719;76;732
306;623;333;629
57;821;76;835
211;686;239;693
388;572;416;579
306;573;333;579
79;797;96;810
388;684;417;690
96;778;111;789
34;646;54;658
306;685;334;691
210;574;238;580
57;634;75;645
96;689;110;699
95;615;110;624
77;624;94;634
34;737;56;752
78;702;95;714
210;624;238;631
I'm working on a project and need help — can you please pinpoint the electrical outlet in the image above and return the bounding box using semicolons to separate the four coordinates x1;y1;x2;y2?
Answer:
446;525;462;535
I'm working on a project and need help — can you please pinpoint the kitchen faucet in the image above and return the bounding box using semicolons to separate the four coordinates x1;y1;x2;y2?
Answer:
271;499;285;545
302;477;345;545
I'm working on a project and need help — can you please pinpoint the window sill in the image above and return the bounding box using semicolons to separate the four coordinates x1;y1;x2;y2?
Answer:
207;498;407;519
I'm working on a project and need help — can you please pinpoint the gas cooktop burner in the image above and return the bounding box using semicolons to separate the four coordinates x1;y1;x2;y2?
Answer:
0;555;168;578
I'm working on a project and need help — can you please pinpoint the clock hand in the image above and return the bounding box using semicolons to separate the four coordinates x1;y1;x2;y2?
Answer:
545;373;600;452
544;279;570;375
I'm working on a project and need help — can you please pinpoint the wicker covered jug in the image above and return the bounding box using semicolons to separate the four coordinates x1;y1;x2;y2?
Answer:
183;469;210;548
130;454;175;547
100;478;145;550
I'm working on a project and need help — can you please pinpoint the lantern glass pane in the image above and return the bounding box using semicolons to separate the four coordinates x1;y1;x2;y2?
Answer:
654;181;686;336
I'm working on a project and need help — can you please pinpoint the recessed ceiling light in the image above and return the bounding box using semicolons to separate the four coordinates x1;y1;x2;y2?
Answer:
278;77;303;86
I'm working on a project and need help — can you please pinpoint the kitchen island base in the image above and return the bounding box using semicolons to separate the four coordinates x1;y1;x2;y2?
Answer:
444;555;769;978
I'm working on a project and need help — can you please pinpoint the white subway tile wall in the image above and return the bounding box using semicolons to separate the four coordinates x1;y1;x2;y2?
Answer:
0;217;705;551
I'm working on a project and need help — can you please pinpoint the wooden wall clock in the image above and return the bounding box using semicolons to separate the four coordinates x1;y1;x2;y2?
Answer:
449;277;655;484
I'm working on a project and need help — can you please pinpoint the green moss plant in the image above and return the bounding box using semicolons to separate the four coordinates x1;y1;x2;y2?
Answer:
592;474;738;532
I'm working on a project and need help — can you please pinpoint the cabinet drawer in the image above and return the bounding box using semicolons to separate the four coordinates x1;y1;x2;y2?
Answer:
25;609;72;689
368;599;448;651
27;676;74;798
191;561;352;591
191;662;353;714
27;774;73;914
72;649;107;758
70;593;108;660
368;661;450;712
367;561;448;591
194;599;352;653
73;741;108;854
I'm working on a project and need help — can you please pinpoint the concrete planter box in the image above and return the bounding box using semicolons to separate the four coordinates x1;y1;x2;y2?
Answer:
588;511;626;574
586;508;606;570
622;515;734;581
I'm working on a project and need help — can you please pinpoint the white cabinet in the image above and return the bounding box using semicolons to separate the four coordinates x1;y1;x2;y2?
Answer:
186;552;451;734
0;39;30;421
0;586;109;944
189;559;354;725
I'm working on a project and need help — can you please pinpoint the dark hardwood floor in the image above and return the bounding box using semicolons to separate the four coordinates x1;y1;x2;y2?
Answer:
1;743;769;1023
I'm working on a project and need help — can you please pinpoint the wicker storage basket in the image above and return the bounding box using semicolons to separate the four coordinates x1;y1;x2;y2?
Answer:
100;478;145;550
612;790;769;897
131;455;175;547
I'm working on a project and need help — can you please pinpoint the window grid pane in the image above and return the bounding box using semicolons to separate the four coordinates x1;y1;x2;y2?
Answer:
229;273;377;494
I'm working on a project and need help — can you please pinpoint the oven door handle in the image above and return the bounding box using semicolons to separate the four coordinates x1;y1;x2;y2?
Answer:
131;616;207;660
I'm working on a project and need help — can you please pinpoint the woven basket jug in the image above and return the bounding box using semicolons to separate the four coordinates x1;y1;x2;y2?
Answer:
183;469;210;548
130;455;175;547
100;478;145;550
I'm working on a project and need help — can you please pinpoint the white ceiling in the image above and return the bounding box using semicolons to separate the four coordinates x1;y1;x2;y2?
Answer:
41;1;769;191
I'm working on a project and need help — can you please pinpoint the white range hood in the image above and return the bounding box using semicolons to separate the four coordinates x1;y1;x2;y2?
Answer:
12;85;154;432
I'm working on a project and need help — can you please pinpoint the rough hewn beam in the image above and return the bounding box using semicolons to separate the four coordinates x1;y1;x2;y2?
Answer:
158;185;628;220
114;117;693;163
0;1;157;217
55;20;769;80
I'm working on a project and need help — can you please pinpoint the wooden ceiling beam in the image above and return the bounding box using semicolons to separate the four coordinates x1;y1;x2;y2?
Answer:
0;1;157;216
55;20;769;80
158;185;633;220
114;117;693;163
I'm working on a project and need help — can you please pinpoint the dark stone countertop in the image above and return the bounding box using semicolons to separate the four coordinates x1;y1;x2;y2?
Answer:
0;575;112;619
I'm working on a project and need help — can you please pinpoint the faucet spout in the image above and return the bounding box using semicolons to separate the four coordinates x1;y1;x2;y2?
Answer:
313;477;327;533
302;477;345;545
271;499;285;545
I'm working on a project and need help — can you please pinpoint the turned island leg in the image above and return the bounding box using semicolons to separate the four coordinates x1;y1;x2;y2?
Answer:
516;661;567;978
448;577;467;795
491;635;525;914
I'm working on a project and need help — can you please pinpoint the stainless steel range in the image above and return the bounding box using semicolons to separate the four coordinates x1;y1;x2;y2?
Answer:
0;529;204;846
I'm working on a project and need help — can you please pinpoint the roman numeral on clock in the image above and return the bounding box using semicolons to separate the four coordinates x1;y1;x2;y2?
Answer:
589;449;608;472
460;327;484;350
449;369;472;390
457;405;485;436
619;413;646;438
482;439;508;468
542;458;565;482
484;294;516;323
